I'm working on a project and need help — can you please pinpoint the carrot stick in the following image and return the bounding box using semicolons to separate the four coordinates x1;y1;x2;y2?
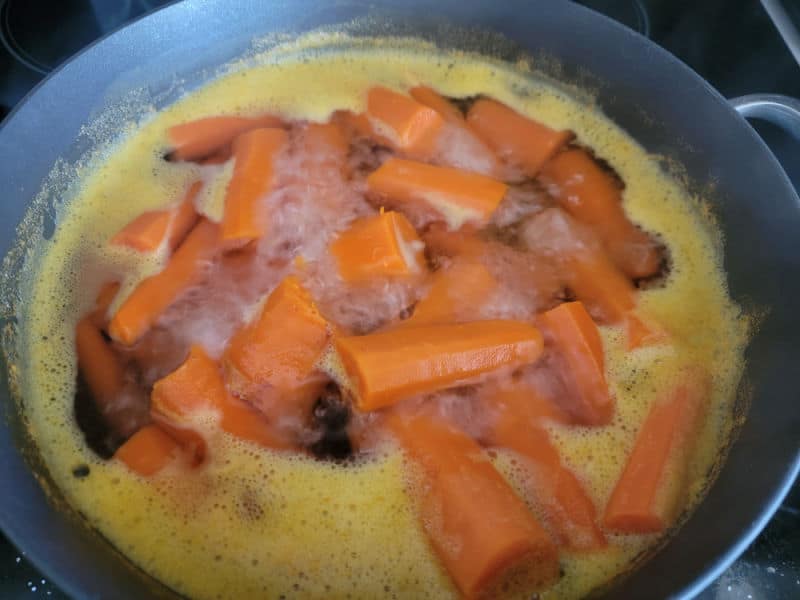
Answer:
539;301;613;425
167;114;283;162
335;320;544;411
388;413;559;598
409;85;465;124
367;157;508;229
221;127;288;245
114;424;181;476
75;316;125;402
108;218;221;346
88;281;121;329
365;86;445;158
466;98;572;175
540;149;660;279
603;372;710;533
330;211;426;282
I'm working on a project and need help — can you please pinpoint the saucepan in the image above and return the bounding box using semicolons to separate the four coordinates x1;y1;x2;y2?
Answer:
0;1;798;598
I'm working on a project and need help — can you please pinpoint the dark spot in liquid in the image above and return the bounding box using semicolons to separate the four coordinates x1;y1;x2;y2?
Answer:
72;464;90;478
309;383;353;461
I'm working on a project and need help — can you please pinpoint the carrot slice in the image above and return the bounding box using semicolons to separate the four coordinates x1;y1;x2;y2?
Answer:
108;218;221;346
167;114;283;162
330;211;426;282
75;316;125;402
540;301;612;425
221;127;288;245
367;157;508;229
114;424;181;476
365;86;445;157
111;181;201;253
467;98;572;175
566;249;637;324
388;413;559;598
603;372;710;533
335;320;544;411
540;149;660;279
409;86;465;124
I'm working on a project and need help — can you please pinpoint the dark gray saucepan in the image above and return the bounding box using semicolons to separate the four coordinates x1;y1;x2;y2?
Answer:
0;1;798;598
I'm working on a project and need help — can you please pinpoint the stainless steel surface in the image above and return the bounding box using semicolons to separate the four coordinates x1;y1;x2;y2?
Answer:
761;0;800;67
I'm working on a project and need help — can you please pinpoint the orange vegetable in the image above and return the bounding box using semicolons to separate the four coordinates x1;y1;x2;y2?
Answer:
330;211;426;282
88;281;121;329
467;98;572;175
109;219;221;345
365;86;445;157
223;276;329;408
111;181;201;253
603;372;710;533
167;114;283;161
305;121;349;157
540;149;661;279
75;316;124;402
409;85;465;123
388;413;559;598
367;157;508;229
114;425;181;476
335;320;544;411
540;301;612;425
221;127;288;245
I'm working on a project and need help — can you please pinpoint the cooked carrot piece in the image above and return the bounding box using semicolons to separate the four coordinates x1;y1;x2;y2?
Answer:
75;316;125;402
88;281;121;329
330;211;426;282
409;86;465;124
108;219;221;346
335;320;544;411
603;372;710;533
540;301;612;425
111;181;201;253
367;158;508;229
221;127;288;245
566;250;637;324
540;149;660;279
467;98;572;175
223;276;329;407
305;121;349;156
167;114;283;162
388;413;559;598
114;425;181;476
365;86;445;157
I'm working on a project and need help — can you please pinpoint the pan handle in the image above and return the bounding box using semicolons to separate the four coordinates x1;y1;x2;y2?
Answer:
730;94;800;138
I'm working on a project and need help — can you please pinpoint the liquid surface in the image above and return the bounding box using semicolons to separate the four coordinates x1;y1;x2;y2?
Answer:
16;35;748;599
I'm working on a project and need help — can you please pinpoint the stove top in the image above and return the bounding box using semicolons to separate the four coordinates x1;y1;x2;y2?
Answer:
1;0;798;598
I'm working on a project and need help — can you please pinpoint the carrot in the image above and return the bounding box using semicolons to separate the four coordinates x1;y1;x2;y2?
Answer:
75;316;125;402
603;372;710;533
88;281;121;329
539;301;613;425
330;211;426;282
365;86;445;157
167;114;283;162
486;387;607;550
367;157;508;229
108;218;221;346
335;320;544;411
111;181;201;253
388;413;559;598
114;424;181;476
409;86;465;124
466;98;572;175
221;127;288;245
540;149;660;279
223;276;329;408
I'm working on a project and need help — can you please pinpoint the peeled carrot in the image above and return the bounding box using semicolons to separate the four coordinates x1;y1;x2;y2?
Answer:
221;127;287;245
540;301;613;425
603;372;710;533
467;98;572;175
365;86;445;157
167;114;283;161
75;316;125;402
88;281;121;329
367;157;508;229
108;218;221;346
304;121;349;157
540;148;660;279
114;425;181;476
111;181;201;253
388;413;559;598
330;211;426;282
409;85;465;124
335;320;544;411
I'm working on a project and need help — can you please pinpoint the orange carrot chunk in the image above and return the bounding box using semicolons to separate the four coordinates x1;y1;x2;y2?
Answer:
409;85;465;124
367;157;508;229
167;114;283;162
540;301;613;426
467;98;572;175
389;413;559;598
603;373;710;533
365;86;445;157
221;127;288;245
88;281;121;329
540;149;660;279
330;211;426;282
75;316;125;402
335;320;544;411
108;219;221;346
114;425;180;476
